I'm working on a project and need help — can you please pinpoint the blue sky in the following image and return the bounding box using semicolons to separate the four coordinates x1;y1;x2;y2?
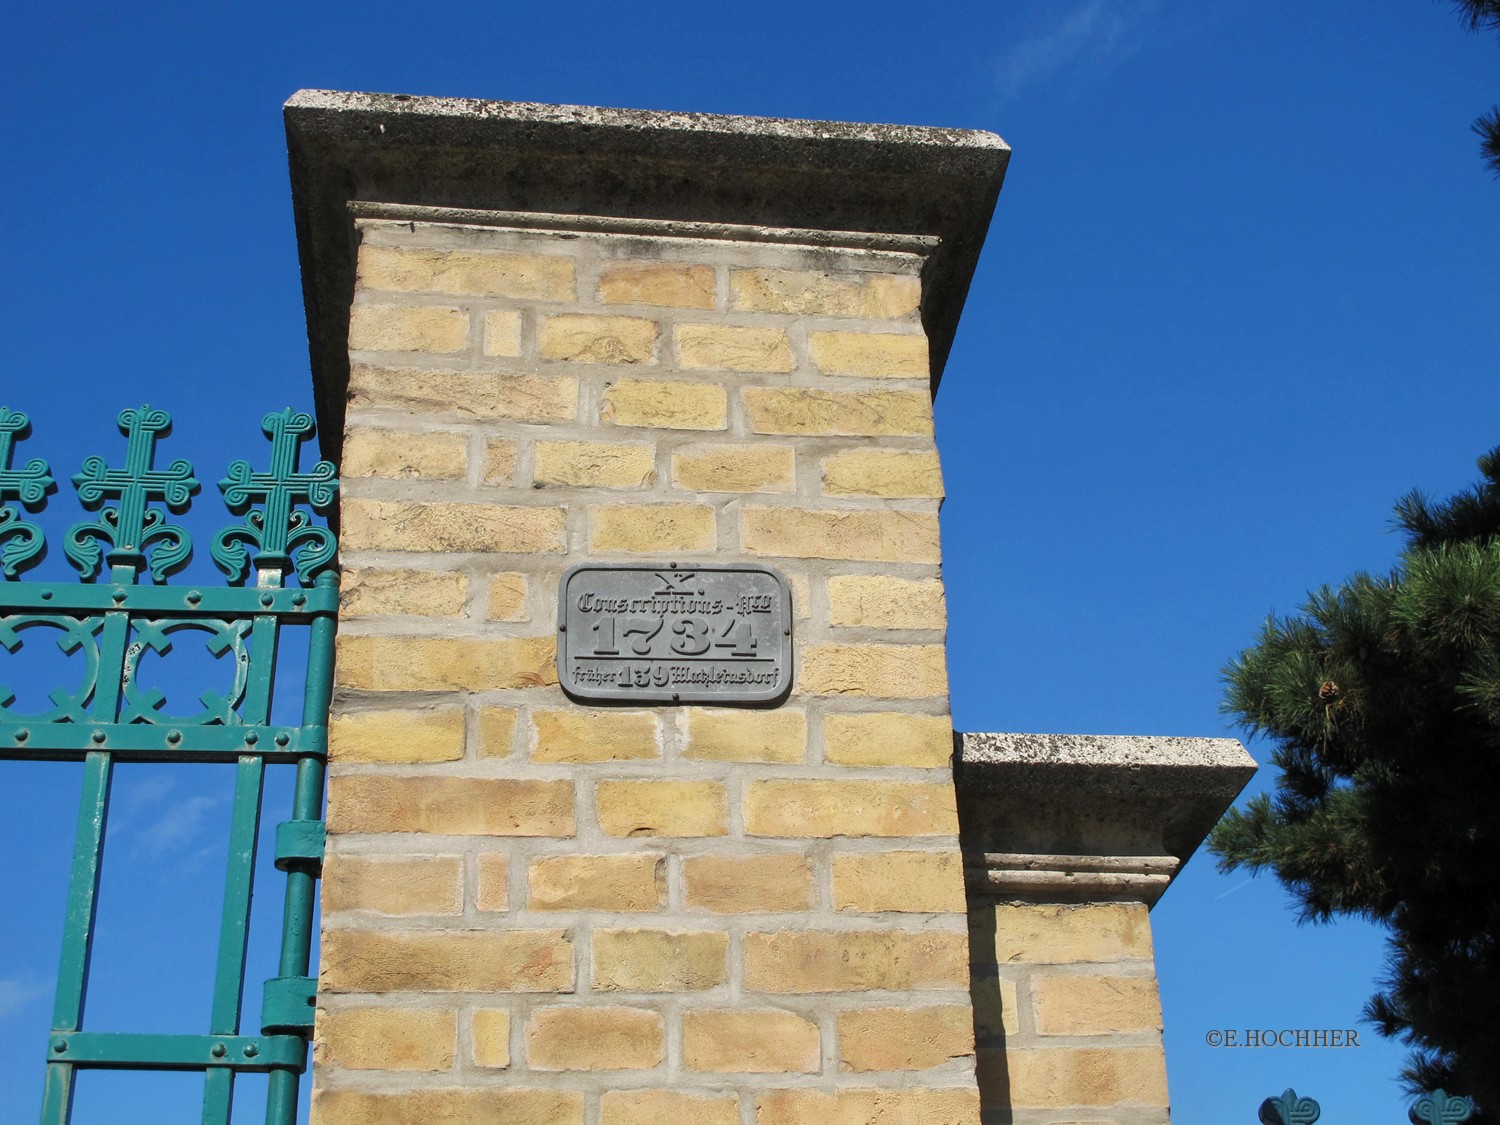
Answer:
3;1;1498;1121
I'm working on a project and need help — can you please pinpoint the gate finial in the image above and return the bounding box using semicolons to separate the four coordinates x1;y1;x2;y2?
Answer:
66;405;198;581
0;406;53;577
213;408;338;584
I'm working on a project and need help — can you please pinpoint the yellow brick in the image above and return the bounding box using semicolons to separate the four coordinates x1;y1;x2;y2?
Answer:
592;929;728;991
341;499;565;554
743;386;932;437
484;437;518;485
838;1005;974;1071
810;330;928;379
827;576;947;631
348;303;468;354
743;930;969;993
357;246;574;300
475;853;509;911
589;503;716;553
745;779;958;837
320;1006;455;1071
530;709;660;763
526;1007;664;1070
742;508;940;564
341;427;467;480
672;443;795;493
339;567;467;620
970;903;1155;964
801;643;948;698
349;366;578;423
986;1047;1169;1109
823;449;943;499
335;634;556;691
600;1090;739;1125
327;775;574;836
972;973;1021;1041
328;707;465;764
824;712;953;768
596;780;727;838
486;572;529;621
833;851;967;913
323;855;462;916
311;1087;582;1125
471;1008;510;1068
755;1087;979;1125
476;707;518;757
682;853;813;914
1031;974;1163;1035
676;323;794;372
528;854;665;911
683;708;805;763
321;929;573;992
729;268;919;319
483;309;523;357
603;378;727;431
600;262;716;309
540;314;657;364
682;1009;820;1072
534;440;657;488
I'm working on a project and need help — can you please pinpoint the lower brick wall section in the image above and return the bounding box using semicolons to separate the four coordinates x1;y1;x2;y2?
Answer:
968;900;1171;1125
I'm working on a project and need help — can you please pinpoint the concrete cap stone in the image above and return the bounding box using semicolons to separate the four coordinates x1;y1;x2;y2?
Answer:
956;732;1258;904
284;89;1010;456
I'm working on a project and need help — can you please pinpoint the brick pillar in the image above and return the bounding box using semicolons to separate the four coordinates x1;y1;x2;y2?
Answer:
956;733;1256;1124
286;91;1009;1125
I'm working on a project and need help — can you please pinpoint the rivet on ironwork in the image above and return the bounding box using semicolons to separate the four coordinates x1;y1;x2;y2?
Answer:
244;731;259;745
243;1043;259;1058
260;592;274;607
90;730;106;744
39;588;52;600
186;590;202;605
211;1042;227;1058
67;406;199;582
214;408;337;584
112;588;127;603
0;407;54;578
51;1039;67;1054
291;592;305;606
275;732;290;747
14;729;27;742
167;730;182;744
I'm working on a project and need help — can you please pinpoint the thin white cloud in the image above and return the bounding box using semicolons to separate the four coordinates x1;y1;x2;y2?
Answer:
996;0;1158;105
0;977;51;1021
133;794;222;860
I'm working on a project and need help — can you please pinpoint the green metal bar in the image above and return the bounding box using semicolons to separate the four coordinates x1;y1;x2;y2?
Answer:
0;582;338;616
265;574;337;1125
45;1032;304;1072
0;723;325;762
41;750;114;1125
202;754;266;1125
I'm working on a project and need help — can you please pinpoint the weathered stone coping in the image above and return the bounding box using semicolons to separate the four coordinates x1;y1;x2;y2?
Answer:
284;89;1010;458
955;732;1257;906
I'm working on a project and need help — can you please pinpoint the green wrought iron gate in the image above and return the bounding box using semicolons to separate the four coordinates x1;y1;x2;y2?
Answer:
0;405;340;1124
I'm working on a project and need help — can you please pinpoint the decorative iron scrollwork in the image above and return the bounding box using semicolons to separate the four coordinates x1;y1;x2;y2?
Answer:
0;407;55;578
66;406;198;582
214;408;337;584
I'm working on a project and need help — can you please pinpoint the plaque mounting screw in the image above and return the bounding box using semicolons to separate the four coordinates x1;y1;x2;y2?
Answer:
558;624;566;632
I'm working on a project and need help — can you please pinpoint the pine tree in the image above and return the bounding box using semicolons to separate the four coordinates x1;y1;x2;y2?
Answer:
1455;0;1500;177
1210;448;1500;1113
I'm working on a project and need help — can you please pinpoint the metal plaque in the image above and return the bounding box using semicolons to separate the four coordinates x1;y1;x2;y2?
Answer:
558;563;793;703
